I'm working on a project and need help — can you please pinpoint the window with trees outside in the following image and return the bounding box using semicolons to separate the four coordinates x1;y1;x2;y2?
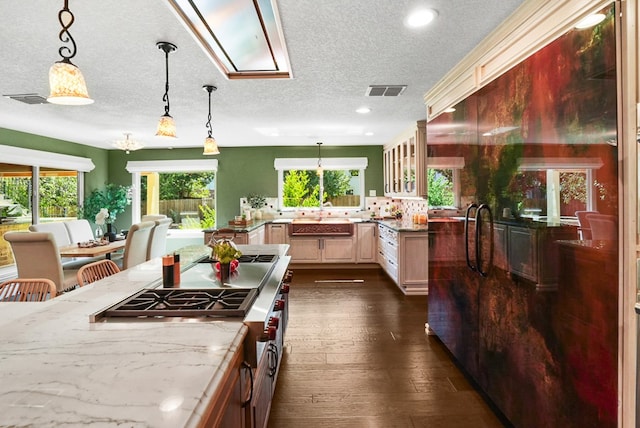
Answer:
275;158;368;211
0;145;94;272
140;172;215;229
126;160;218;230
427;157;464;209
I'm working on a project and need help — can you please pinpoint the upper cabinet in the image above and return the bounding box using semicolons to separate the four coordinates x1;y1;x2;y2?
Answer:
383;120;426;198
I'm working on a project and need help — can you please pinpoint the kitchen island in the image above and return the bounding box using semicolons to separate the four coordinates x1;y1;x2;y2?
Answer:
0;244;290;427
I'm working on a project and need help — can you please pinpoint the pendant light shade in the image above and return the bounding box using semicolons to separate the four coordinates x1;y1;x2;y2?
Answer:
156;42;177;138
156;113;177;138
202;85;220;155
203;137;220;155
47;0;93;105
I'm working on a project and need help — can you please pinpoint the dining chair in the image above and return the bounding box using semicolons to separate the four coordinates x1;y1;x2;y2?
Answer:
28;222;72;246
586;213;617;241
146;217;172;260
575;210;599;239
141;214;168;222
0;278;57;301
4;231;78;293
63;219;95;243
76;259;121;286
120;221;155;270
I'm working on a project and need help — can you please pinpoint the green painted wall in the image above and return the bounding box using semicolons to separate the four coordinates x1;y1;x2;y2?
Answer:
1;128;383;228
0;128;108;191
110;145;384;227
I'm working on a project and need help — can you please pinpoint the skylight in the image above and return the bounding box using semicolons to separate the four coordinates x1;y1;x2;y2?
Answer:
166;0;292;79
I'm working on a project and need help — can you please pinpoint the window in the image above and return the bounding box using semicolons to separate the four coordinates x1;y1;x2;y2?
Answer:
39;168;79;220
0;145;94;272
518;157;603;218
427;157;464;208
274;158;367;211
126;160;218;229
140;172;215;228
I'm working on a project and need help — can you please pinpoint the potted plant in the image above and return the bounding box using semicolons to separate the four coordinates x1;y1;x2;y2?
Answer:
82;183;132;240
247;193;266;219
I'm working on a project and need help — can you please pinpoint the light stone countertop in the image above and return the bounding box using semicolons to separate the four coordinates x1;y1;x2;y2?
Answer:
0;245;249;427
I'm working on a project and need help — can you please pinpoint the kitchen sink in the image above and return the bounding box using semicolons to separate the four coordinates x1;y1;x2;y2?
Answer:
291;218;352;223
289;218;354;235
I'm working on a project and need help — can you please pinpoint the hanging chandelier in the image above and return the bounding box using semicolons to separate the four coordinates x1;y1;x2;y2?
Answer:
47;0;93;105
202;85;220;155
113;133;144;154
155;41;177;138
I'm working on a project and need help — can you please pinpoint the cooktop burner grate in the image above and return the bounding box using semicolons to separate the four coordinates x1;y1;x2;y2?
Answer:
237;254;278;263
199;254;278;264
99;288;258;319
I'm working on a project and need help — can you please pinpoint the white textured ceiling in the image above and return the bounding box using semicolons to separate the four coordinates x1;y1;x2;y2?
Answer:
0;0;525;151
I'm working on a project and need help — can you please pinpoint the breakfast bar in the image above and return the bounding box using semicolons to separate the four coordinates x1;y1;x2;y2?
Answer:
0;244;290;427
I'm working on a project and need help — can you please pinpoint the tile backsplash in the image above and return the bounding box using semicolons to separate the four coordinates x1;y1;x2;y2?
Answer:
239;196;429;220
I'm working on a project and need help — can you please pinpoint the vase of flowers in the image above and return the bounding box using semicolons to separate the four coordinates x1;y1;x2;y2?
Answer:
208;238;242;284
95;208;116;241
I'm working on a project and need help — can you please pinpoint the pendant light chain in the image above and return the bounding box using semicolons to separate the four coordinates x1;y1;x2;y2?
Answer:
56;0;77;63
206;89;213;138
162;47;170;115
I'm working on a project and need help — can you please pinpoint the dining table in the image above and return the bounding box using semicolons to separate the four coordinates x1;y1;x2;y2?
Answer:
58;239;126;260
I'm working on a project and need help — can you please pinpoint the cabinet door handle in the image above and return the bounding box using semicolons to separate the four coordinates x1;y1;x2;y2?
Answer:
241;361;254;407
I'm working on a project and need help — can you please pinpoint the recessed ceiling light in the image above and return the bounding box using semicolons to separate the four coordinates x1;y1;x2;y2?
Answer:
365;132;374;136
575;13;605;29
405;8;437;29
356;107;371;114
444;107;456;113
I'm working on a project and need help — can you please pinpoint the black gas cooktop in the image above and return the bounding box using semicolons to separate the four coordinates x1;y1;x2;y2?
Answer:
90;288;258;321
200;254;278;264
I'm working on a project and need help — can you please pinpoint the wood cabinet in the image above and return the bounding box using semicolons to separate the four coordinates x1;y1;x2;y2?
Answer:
378;223;428;295
356;222;377;263
247;226;265;245
266;223;288;244
249;344;277;428
200;335;248;428
377;223;399;281
205;225;266;246
289;235;355;263
383;120;426;198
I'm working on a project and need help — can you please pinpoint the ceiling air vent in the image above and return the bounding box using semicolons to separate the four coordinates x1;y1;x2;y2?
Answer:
365;85;407;97
3;93;49;104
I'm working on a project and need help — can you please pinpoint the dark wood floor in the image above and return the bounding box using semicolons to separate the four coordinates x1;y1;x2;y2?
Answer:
268;268;507;428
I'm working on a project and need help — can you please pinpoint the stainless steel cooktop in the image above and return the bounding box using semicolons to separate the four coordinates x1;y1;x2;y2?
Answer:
181;254;279;289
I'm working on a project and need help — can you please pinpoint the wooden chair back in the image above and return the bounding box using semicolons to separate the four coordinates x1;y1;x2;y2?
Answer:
0;278;57;301
76;259;121;286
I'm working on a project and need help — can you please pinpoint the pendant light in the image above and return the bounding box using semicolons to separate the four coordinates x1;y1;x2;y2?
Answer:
47;0;93;105
202;85;220;155
156;42;177;138
113;133;144;154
